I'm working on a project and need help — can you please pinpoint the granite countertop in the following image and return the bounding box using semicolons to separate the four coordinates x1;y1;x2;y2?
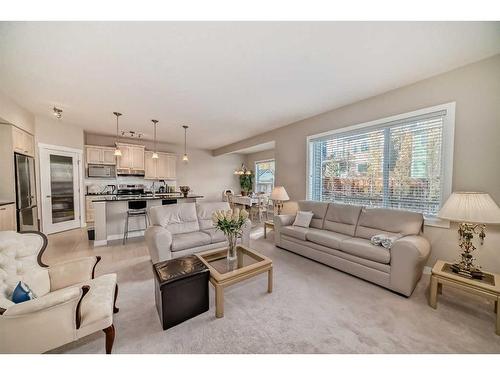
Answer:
92;195;204;202
0;200;15;206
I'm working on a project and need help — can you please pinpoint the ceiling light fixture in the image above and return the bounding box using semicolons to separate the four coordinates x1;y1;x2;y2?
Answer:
53;107;63;119
234;163;252;175
182;125;189;162
151;119;159;159
113;112;122;156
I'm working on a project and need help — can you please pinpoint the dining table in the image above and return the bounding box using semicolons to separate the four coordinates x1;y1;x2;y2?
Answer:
231;195;260;207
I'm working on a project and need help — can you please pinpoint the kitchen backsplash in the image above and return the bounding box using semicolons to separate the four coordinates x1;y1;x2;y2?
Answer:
85;176;177;194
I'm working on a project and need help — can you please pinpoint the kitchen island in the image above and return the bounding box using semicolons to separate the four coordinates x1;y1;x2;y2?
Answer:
92;195;204;247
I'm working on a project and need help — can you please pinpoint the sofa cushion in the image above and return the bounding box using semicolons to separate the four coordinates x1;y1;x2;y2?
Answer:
149;203;200;234
323;203;363;236
297;201;329;229
171;231;211;252
339;237;390;264
355;207;423;240
306;230;351;250
201;228;227;244
196;201;230;230
281;225;310;241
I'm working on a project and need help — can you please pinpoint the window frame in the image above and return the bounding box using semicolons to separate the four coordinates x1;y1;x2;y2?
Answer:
306;102;455;227
254;158;276;194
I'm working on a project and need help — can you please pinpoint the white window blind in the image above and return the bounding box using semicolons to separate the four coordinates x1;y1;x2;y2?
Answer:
308;109;448;217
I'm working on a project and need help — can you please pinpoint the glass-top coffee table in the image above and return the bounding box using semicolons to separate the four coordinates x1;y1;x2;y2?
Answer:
196;245;273;318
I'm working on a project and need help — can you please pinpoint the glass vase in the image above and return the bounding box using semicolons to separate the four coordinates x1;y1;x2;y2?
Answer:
226;233;238;261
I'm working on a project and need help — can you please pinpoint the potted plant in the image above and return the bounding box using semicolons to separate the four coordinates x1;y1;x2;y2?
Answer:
212;207;249;261
239;173;253;196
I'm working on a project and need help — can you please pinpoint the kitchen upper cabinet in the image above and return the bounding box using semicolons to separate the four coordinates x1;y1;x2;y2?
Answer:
144;151;157;179
85;146;116;165
116;143;145;171
0;203;16;231
131;146;145;169
144;151;176;180
102;148;116;164
12;126;35;157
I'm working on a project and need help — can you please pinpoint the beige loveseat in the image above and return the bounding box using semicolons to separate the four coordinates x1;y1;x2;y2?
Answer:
145;202;251;263
0;231;118;354
274;201;431;296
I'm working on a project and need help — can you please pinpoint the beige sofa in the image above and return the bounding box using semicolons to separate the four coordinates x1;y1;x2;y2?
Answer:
274;201;431;296
0;231;118;354
145;202;251;263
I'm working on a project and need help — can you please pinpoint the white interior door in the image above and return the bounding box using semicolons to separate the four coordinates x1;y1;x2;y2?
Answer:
40;146;82;234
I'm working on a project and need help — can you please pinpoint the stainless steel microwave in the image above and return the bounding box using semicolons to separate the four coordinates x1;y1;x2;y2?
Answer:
88;164;116;178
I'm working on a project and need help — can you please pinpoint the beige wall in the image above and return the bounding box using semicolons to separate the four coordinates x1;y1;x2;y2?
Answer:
35;115;85;150
244;149;275;170
34;116;86;229
85;133;243;202
0;91;35;133
214;54;500;272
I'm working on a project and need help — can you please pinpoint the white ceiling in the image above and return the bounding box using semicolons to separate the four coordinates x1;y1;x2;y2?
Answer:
0;22;499;150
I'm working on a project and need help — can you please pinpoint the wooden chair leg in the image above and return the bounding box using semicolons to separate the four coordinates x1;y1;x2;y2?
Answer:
113;284;119;314
103;324;115;354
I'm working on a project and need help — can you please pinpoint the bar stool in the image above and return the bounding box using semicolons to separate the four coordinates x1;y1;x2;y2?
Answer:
123;200;149;244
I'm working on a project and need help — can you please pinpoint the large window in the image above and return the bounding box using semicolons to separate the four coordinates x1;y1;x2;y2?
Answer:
255;159;275;194
307;104;455;218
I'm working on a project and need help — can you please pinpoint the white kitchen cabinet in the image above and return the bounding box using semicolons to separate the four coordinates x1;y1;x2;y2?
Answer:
12;126;35;157
0;203;16;231
85;145;116;165
144;151;176;180
131;146;145;169
144;151;157;179
116;143;145;171
102;148;116;164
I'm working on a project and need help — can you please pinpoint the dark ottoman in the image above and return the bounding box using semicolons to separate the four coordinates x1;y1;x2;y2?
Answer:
153;255;209;330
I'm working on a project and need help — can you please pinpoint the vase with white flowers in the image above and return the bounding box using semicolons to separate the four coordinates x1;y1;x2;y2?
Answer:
212;207;249;261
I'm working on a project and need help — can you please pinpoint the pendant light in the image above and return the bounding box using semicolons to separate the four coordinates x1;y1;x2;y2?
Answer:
151;119;159;159
182;125;189;162
113;112;122;156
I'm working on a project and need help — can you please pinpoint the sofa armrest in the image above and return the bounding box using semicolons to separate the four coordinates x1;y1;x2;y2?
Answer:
3;286;82;317
273;214;296;246
389;235;431;296
145;226;173;263
0;286;85;353
240;218;251;247
48;256;100;291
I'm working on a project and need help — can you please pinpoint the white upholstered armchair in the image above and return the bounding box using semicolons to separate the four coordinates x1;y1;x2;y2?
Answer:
0;231;119;354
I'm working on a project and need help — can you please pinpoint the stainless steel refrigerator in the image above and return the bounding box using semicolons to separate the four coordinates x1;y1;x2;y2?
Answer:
14;153;39;231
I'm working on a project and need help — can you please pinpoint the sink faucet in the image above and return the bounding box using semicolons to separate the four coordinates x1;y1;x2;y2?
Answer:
151;181;156;198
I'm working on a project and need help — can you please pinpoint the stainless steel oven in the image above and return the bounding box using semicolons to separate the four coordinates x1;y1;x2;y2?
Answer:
88;164;116;178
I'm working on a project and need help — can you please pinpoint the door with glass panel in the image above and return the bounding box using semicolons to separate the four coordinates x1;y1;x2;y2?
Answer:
40;147;82;234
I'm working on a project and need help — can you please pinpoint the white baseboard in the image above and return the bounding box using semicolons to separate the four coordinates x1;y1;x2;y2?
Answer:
106;230;145;241
423;266;432;275
92;231;145;247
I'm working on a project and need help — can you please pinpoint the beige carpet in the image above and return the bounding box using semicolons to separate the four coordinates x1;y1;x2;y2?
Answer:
47;228;500;354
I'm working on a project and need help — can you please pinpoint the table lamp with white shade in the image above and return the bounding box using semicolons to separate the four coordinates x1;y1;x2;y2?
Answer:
438;192;500;279
270;186;289;215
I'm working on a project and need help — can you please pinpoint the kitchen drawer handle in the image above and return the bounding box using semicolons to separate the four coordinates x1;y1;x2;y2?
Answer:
0;208;6;211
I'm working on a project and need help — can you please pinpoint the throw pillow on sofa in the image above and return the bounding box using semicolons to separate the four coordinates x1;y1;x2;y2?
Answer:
11;281;37;304
293;211;314;228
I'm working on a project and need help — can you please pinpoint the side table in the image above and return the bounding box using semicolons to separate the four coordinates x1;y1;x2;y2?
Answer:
264;220;274;239
429;259;500;335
